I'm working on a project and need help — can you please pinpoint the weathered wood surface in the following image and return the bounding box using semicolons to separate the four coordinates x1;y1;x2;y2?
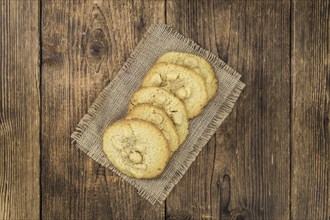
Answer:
41;0;165;219
0;0;329;219
0;0;40;219
166;1;291;219
291;0;330;219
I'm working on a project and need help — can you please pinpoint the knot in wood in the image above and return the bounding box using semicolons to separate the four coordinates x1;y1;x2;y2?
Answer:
89;42;103;57
87;29;107;59
86;28;109;72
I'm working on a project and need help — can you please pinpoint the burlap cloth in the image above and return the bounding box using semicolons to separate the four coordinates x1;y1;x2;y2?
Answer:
71;24;245;204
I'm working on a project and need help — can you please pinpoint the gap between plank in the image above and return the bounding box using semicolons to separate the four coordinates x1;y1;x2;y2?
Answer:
38;0;43;219
164;0;168;218
289;0;294;219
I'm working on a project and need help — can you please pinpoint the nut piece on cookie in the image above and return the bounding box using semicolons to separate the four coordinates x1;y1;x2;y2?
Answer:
150;73;162;86
175;87;190;99
166;72;178;81
129;151;143;163
135;144;146;153
173;113;182;125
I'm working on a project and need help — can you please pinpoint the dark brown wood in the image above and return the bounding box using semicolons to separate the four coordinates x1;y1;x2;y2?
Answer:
165;0;291;219
1;0;329;218
0;0;40;219
41;0;165;219
291;0;330;219
235;1;291;219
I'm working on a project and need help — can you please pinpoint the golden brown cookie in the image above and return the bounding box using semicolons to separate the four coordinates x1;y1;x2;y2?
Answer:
126;104;180;152
129;87;189;144
157;51;218;99
103;119;171;179
142;63;208;118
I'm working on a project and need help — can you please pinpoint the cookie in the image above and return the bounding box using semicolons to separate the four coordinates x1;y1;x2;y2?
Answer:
142;63;208;118
103;119;171;179
129;87;189;144
126;104;180;152
156;51;218;99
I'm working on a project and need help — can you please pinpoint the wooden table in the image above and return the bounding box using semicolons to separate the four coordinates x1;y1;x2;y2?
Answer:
1;0;329;219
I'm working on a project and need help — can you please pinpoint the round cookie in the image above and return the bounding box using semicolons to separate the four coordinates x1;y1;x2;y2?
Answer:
103;119;171;179
126;104;180;152
142;63;208;118
156;51;218;99
129;87;189;144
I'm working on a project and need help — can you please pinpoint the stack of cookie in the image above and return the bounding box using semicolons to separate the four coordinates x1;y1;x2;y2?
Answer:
103;52;218;179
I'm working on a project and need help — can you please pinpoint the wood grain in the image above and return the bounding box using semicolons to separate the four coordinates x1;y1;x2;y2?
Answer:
166;0;291;219
0;0;327;218
235;1;291;219
165;1;220;218
291;0;330;219
103;1;166;219
41;0;165;219
0;0;40;219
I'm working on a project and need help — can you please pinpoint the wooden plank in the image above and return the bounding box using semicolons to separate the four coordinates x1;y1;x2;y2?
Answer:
165;0;291;219
0;0;40;219
102;1;166;219
165;1;218;218
291;0;330;219
165;1;236;219
41;0;165;219
235;1;291;219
